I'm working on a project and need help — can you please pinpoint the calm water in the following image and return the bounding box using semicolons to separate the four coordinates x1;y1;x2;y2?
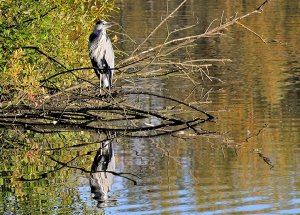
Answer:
1;0;300;214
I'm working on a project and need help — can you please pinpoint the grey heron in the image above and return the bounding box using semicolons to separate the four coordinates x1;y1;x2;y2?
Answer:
88;20;114;89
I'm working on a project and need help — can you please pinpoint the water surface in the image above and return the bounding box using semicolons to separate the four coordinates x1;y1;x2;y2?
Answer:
1;0;300;214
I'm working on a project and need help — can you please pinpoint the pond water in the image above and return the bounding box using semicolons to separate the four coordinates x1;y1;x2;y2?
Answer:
1;0;300;214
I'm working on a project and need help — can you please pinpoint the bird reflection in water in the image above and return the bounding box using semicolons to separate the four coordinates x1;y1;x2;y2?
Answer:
90;139;116;208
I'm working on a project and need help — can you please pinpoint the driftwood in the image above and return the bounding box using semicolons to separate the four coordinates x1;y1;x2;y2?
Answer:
0;89;215;138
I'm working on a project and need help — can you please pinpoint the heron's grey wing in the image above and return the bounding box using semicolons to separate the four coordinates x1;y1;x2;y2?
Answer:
101;55;110;71
100;56;113;86
103;36;114;69
102;36;114;86
89;32;102;78
90;56;101;78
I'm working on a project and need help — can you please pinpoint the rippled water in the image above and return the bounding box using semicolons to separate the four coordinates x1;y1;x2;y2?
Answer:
1;0;300;214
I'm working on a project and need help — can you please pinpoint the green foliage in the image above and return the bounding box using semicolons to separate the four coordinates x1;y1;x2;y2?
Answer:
0;0;116;104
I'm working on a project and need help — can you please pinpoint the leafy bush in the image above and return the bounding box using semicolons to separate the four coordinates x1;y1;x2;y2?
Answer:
0;0;115;104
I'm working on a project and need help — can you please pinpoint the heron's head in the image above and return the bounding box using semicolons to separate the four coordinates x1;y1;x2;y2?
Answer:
94;20;112;31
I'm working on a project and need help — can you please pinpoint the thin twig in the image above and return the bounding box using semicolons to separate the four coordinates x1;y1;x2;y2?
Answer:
7;6;57;29
236;21;267;43
131;0;187;56
21;46;67;69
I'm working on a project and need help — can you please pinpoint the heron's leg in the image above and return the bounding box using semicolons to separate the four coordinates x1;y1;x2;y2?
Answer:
110;71;113;88
107;81;113;101
108;80;111;93
107;71;112;97
99;73;102;95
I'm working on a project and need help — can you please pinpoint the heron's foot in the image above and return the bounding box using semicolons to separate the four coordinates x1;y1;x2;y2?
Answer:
95;88;115;99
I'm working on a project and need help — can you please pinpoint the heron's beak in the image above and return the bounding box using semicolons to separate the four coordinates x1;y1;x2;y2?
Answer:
105;22;113;28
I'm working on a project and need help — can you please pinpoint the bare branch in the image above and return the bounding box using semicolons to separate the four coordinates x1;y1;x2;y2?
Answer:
131;0;188;55
21;46;67;69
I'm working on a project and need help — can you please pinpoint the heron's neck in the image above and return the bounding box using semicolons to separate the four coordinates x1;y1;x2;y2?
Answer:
95;28;106;36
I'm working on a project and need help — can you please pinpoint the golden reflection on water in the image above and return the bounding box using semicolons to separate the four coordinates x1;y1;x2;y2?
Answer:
112;0;300;214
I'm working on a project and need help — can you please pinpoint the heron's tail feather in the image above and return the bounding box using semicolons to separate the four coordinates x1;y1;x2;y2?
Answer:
100;72;112;88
